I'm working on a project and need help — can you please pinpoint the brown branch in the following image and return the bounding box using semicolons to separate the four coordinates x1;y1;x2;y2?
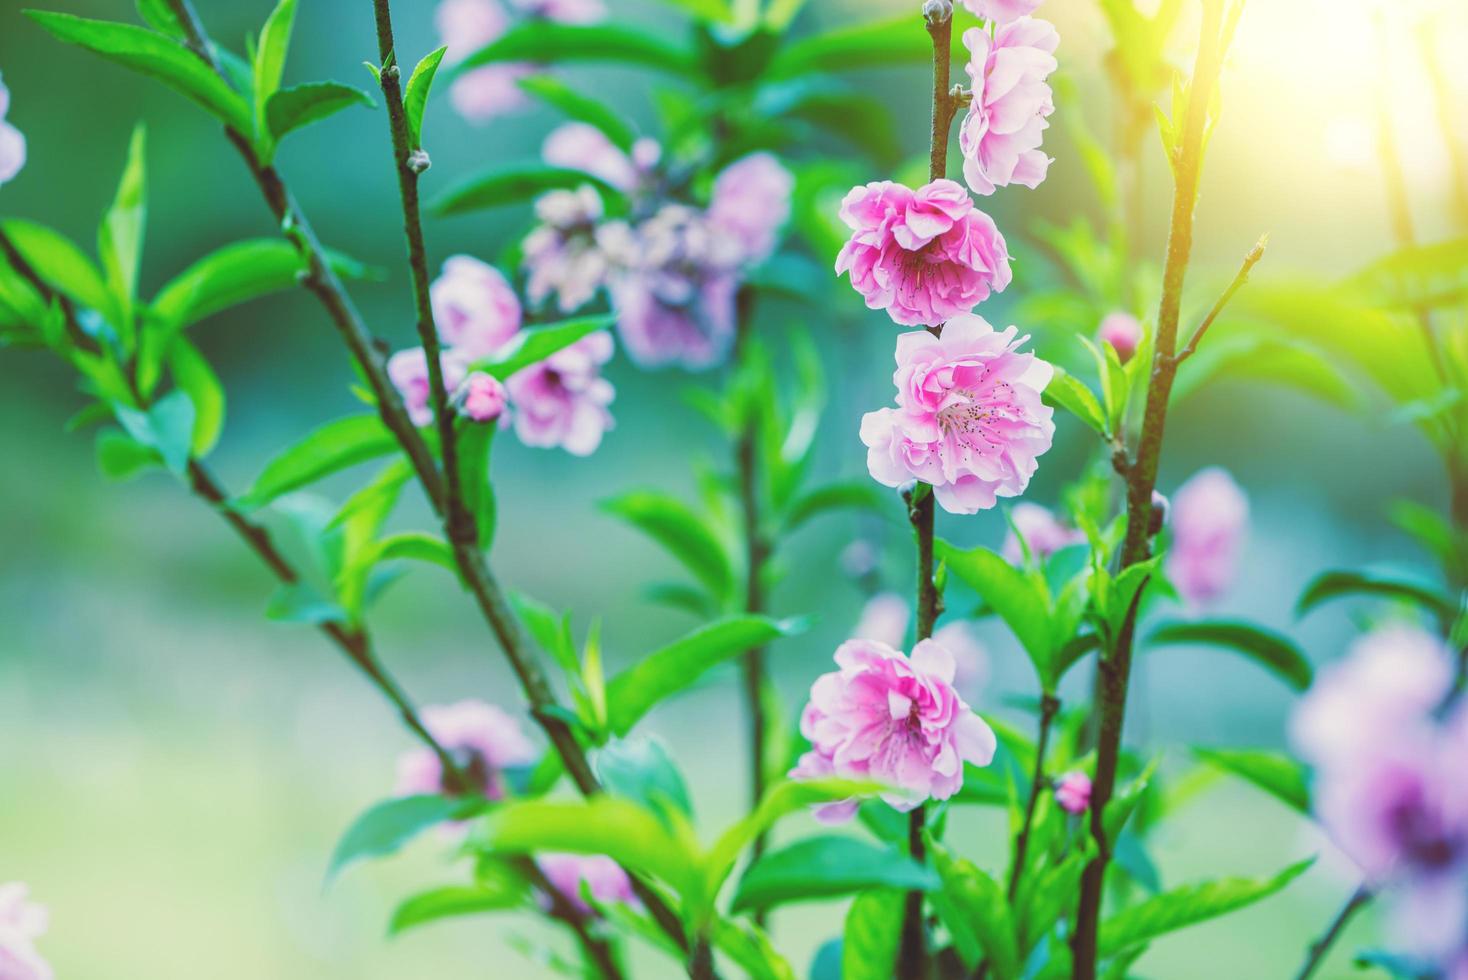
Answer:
1292;883;1370;980
1173;234;1267;364
1006;694;1059;900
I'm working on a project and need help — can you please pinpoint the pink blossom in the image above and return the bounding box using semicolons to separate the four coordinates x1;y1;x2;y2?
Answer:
861;314;1055;515
505;331;615;455
0;75;23;188
436;0;531;123
536;853;636;917
932;620;989;699
958;19;1058;196
791;637;997;820
543;124;659;194
960;0;1043;23
523;186;609;313
388;347;470;427
394;699;538;799
431;256;522;358
1098;311;1142;364
1054;771;1092;814
0;882;52;980
600;205;743;370
1165;467;1248;608
835;179;1011;326
1001;502;1084;565
707;152;794;265
456;371;508;423
852;592;910;649
508;0;604;23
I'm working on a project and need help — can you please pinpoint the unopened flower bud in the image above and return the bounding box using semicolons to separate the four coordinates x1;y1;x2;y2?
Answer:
1054;771;1092;814
1148;490;1169;537
922;0;953;25
456;371;508;423
1098;311;1142;364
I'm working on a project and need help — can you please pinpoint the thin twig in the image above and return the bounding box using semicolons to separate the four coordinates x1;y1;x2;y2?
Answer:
1173;234;1268;364
519;857;627;980
1006;694;1059;901
1292;884;1370;980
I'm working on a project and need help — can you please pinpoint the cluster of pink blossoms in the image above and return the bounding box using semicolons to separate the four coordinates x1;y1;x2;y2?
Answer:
435;0;603;124
1291;627;1468;975
0;74;25;187
0;882;51;980
522;125;794;371
791;638;998;820
388;254;616;456
861;314;1056;515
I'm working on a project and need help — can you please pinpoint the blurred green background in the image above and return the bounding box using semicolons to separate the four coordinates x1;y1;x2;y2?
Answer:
2;0;1466;976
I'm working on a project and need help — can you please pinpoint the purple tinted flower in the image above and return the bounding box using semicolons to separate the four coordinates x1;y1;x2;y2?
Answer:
536;853;636;917
0;883;51;980
791;638;997;820
508;0;604;22
1165;467;1248;608
431;255;522;358
707;152;794;266
543;123;659;194
436;0;531;122
394;699;538;799
505;331;615;455
861;314;1055;515
0;74;24;188
1054;771;1092;814
959;19;1058;196
523;186;609;313
1001;502;1084;565
960;0;1043;22
852;592;911;649
388;347;469;427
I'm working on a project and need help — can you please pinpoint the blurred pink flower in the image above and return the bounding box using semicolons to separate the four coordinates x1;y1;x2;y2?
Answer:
431;255;522;358
932;620;989;699
707;152;794;265
600;204;743;370
388;347;470;427
508;0;604;22
1291;625;1454;771
791;637;997;820
543;123;659;194
1098;311;1142;364
852;592;911;649
505;331;615;455
861;314;1055;515
456;371;508;423
436;0;531;122
1165;467;1248;608
961;0;1043;23
523;186;609;313
1054;771;1092;814
394;699;538;799
0;882;51;980
0;75;24;187
835;179;1011;326
1001;502;1084;565
536;853;636;917
959;19;1058;196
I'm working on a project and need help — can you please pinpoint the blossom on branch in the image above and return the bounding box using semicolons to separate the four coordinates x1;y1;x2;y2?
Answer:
536;853;637;917
456;371;509;423
394;699;538;799
861;314;1055;515
523;186;610;313
431;255;523;358
960;0;1043;23
707;152;795;266
959;18;1059;196
1098;311;1142;363
1165;467;1248;608
436;0;531;123
388;347;470;428
1001;501;1084;565
0;75;23;187
505;331;616;455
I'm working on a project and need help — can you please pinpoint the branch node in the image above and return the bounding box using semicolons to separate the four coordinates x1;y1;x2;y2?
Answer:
407;148;432;174
922;0;953;27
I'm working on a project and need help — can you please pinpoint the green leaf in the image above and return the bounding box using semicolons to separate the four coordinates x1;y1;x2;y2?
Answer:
114;389;195;474
601;490;734;603
451;21;696;77
469;314;614;381
429;164;618;217
150;239;368;330
98;123;147;336
327;794;487;882
782;480;892;531
731;836;937;913
333;460;411;619
238;414;399;510
168;336;225;456
605;615;797;736
936;540;1055;688
754;79;901;169
929;840;1020;979
1296;568;1456;624
403;46;448;150
596;736;693;820
389;881;529;935
1097;858;1313;957
457;422;497;549
1147;619;1312;691
95;428;162;480
265;581;346;625
1044;365;1109;438
516;74;637;152
253;0;299;145
0;219;115;324
841;890;903;980
1192;747;1310;815
265;81;374;144
1350;237;1468;310
135;0;185;38
26;12;253;134
372;531;457;574
766;14;965;79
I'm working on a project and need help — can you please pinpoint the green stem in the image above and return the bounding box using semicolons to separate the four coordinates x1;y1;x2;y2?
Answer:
1006;694;1059;901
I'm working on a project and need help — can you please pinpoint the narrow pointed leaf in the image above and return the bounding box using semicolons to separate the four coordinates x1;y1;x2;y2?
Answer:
731;836;937;912
389;881;529;935
516;74;637;151
1193;747;1309;814
327;794;488;882
403;46;448;149
266;81;374;143
1147;619;1312;691
429;164;618;216
451;21;696;77
238;414;399;510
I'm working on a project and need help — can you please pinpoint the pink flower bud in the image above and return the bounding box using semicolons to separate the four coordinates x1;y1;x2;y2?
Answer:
1054;771;1092;814
387;347;469;428
1097;311;1142;363
457;371;508;423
